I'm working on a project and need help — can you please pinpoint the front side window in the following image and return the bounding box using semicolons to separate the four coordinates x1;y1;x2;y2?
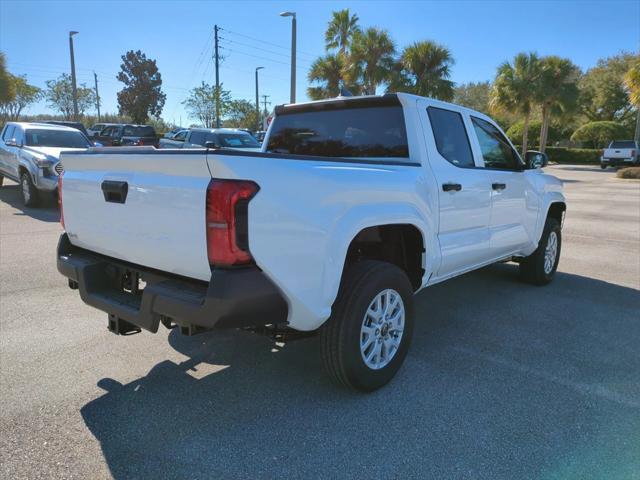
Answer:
427;107;474;167
471;117;521;170
267;105;409;160
173;130;188;141
188;131;206;146
2;125;15;141
25;129;91;148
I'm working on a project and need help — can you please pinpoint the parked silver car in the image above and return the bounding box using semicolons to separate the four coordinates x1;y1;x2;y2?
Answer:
0;122;92;206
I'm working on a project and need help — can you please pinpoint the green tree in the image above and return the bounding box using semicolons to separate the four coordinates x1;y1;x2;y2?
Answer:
349;28;395;95
307;53;347;100
578;53;638;122
570;121;628;148
324;9;360;55
0;52;16;105
506;120;563;146
623;58;640;141
390;40;454;101
490;52;541;155
536;56;580;153
45;73;95;119
453;81;491;114
182;82;231;128
0;75;41;120
224;99;258;129
116;50;166;124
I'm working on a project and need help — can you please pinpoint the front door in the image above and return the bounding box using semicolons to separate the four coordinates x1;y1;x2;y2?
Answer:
418;101;493;278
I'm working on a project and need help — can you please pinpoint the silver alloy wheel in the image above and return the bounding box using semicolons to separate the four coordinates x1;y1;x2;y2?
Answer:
360;288;405;370
544;231;558;274
21;176;31;204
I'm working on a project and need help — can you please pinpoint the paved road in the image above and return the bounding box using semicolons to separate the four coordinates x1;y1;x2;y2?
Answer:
1;165;639;479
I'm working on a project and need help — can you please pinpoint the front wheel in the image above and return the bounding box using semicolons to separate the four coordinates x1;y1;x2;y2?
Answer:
20;172;39;207
600;164;607;170
320;260;414;392
519;217;561;285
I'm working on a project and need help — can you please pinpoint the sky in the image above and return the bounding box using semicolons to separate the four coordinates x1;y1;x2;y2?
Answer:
1;0;638;126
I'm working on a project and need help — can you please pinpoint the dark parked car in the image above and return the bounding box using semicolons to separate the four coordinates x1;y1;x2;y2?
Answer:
95;124;158;147
40;120;88;137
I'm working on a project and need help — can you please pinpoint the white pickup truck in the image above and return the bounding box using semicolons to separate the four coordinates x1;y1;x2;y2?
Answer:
57;94;566;391
600;140;639;169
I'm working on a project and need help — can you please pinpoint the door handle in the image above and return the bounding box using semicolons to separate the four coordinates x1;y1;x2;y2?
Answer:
492;183;506;191
442;183;462;192
101;180;128;204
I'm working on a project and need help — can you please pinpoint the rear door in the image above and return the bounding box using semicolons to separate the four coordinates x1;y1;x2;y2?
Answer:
0;125;16;175
417;100;493;277
60;150;213;281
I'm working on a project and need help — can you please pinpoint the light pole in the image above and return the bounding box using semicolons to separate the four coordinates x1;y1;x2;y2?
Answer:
255;66;264;132
279;11;296;104
68;31;79;120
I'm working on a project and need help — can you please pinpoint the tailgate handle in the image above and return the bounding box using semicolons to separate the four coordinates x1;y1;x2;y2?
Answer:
101;180;128;204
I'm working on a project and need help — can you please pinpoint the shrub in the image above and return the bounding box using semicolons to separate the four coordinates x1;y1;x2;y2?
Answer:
544;147;601;164
570;121;629;148
616;167;640;179
506;120;564;145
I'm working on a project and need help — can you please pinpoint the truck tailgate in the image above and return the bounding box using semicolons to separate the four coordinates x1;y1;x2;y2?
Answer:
60;148;212;281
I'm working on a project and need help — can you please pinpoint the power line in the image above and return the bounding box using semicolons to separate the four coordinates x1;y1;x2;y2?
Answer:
221;45;309;71
221;27;318;60
220;37;312;65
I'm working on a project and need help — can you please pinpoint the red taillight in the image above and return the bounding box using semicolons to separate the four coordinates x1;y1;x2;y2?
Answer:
58;173;65;229
206;178;259;267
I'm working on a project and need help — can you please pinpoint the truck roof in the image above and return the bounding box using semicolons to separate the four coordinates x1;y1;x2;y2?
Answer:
8;122;83;132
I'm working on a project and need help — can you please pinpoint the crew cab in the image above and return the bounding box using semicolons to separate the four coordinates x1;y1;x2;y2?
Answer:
0;122;91;206
601;140;639;169
94;124;158;147
57;94;566;391
158;127;261;150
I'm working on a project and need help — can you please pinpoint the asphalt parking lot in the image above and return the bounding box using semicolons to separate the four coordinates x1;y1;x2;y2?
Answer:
1;164;639;479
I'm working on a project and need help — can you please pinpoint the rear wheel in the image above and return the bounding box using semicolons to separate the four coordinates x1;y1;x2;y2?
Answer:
600;164;607;170
519;217;561;285
321;260;414;392
20;172;39;207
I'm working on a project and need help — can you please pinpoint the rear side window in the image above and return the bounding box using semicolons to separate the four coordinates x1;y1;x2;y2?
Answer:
471;117;521;170
427;107;474;167
267;105;409;159
123;126;155;136
188;131;207;146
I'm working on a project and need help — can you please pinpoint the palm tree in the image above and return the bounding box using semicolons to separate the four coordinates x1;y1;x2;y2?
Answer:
536;56;580;153
307;53;345;100
349;28;396;95
325;9;360;55
490;52;541;156
392;41;455;101
623;58;640;142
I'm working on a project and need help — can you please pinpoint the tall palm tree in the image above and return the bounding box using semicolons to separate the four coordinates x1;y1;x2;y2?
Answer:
536;56;580;153
392;41;455;101
623;58;640;142
349;28;396;95
307;53;345;100
490;52;541;156
325;9;360;55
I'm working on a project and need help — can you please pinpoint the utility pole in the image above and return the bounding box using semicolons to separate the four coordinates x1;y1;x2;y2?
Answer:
214;25;221;128
279;12;296;104
93;72;101;122
69;31;79;120
255;67;264;132
261;94;271;129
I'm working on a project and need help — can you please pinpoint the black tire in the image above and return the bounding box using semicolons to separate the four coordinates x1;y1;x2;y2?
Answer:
20;171;39;207
519;217;561;286
320;260;414;392
600;164;607;170
0;174;4;186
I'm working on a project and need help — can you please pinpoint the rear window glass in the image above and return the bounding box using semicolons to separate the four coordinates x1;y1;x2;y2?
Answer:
266;105;409;159
610;141;636;149
123;126;155;137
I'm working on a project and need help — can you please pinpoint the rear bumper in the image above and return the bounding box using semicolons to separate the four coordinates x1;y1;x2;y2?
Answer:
56;234;288;334
601;157;638;166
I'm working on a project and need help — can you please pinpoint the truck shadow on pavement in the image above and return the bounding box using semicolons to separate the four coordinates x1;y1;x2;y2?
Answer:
81;263;640;479
0;182;59;222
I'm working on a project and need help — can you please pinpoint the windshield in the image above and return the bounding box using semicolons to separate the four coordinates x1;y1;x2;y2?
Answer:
123;126;155;137
267;105;409;159
218;132;260;148
610;141;636;149
25;129;90;148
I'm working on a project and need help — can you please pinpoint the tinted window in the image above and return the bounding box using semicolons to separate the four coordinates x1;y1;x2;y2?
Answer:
267;105;409;159
173;130;188;141
471;117;521;170
122;126;155;137
218;132;260;148
91;124;105;131
610;141;636;149
188;131;207;146
25;129;91;148
2;125;15;141
427;107;474;167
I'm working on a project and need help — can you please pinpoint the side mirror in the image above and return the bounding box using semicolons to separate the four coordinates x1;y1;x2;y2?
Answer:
205;141;221;149
5;138;21;147
525;150;548;169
